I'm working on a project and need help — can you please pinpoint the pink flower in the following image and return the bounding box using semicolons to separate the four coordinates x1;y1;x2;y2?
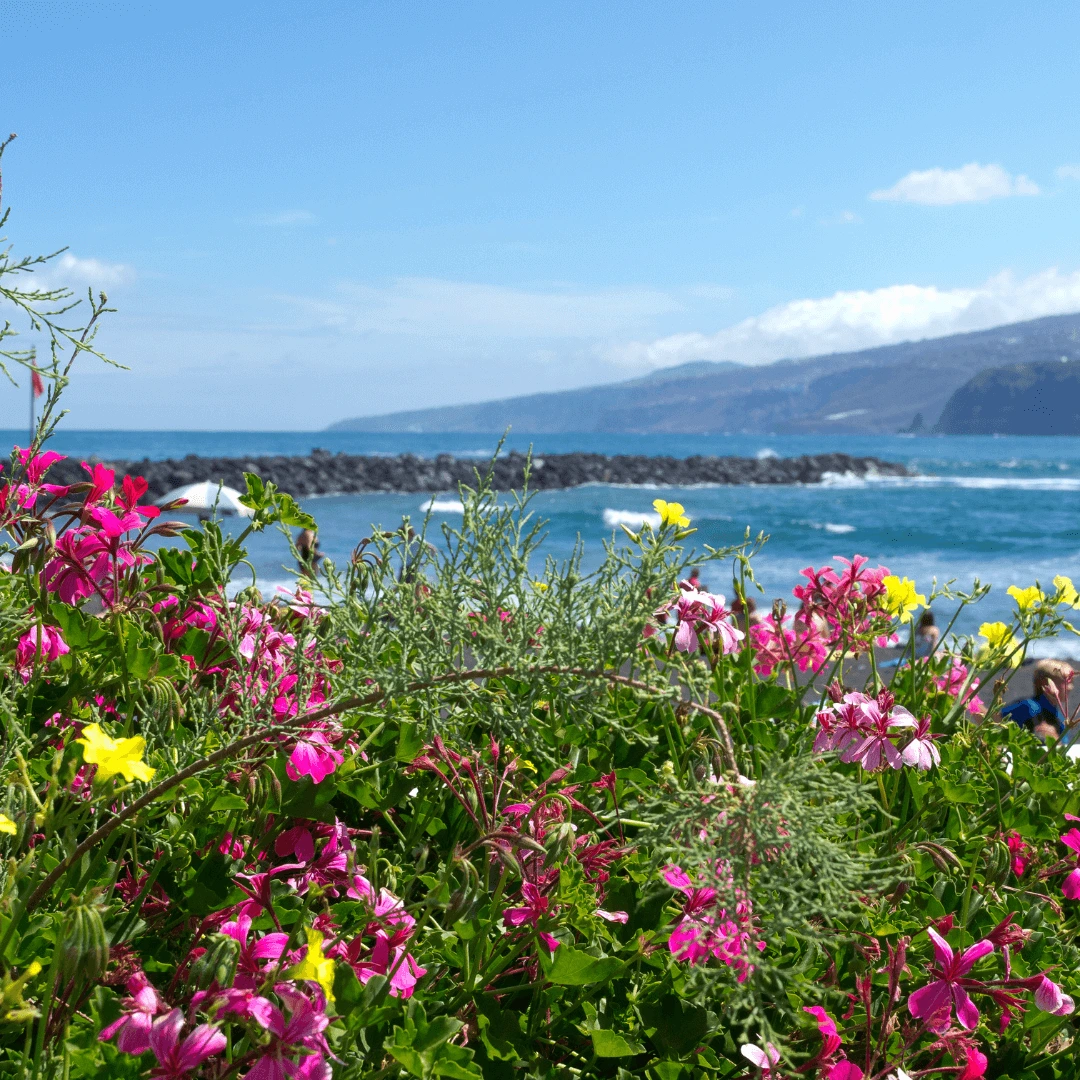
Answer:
1034;975;1075;1016
502;882;559;952
146;1009;225;1077
242;986;330;1080
826;1063;864;1080
908;927;994;1032
900;716;941;771
596;909;629;923
803;1005;841;1057
81;461;115;505
750;615;827;677
286;730;344;785
14;624;69;681
1060;828;1080;899
838;694;915;772
959;1046;988;1080
117;474;160;519
934;660;985;716
98;971;163;1054
672;590;744;655
1006;831;1030;877
740;1042;780;1073
221;914;289;989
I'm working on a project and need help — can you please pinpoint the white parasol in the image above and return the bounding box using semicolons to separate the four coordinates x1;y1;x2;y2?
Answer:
156;480;254;518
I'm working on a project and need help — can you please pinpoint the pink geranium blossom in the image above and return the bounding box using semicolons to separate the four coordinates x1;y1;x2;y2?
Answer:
14;623;69;681
1034;975;1075;1016
221;913;289;989
145;1009;226;1078
1006;831;1030;877
900;716;941;771
908;927;995;1032
1060;828;1080;900
503;882;559;952
286;729;344;785
740;1042;780;1073
98;971;163;1055
670;590;744;655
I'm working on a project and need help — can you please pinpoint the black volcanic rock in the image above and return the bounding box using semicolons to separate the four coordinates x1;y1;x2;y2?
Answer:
35;451;908;501
934;359;1080;435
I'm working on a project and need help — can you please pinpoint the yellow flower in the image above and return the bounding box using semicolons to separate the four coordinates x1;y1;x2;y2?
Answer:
652;499;690;528
288;927;335;1004
1054;575;1080;609
531;582;549;593
1007;584;1045;612
978;621;1022;667
882;575;926;624
75;724;156;783
0;815;16;836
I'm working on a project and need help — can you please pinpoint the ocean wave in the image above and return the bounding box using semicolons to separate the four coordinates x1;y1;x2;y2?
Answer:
756;447;778;460
602;508;662;529
821;472;1080;492
420;498;465;513
824;522;855;534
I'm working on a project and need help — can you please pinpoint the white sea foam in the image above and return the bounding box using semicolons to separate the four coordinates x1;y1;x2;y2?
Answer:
756;447;779;460
824;522;856;534
602;508;662;529
420;498;465;513
821;472;1080;492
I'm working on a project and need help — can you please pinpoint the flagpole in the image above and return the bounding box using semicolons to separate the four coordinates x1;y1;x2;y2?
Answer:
28;366;34;447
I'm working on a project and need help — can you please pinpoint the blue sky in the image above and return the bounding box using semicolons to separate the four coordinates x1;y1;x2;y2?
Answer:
3;1;1080;429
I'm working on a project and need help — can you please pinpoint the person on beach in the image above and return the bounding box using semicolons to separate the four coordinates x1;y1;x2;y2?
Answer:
1001;659;1076;742
882;609;940;669
296;528;323;575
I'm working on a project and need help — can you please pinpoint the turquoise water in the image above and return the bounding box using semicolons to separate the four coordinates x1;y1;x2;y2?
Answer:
11;430;1080;655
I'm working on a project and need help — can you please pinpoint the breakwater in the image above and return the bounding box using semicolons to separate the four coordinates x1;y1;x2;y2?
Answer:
40;450;908;499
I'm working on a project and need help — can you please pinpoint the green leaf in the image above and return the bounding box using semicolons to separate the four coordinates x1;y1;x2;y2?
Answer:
542;946;624;985
475;995;521;1061
210;794;249;812
590;1029;644;1058
396;721;425;763
186;852;233;915
332;962;364;1017
639;995;708;1055
941;780;981;804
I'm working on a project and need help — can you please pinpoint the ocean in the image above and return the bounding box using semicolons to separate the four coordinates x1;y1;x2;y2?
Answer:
12;429;1080;657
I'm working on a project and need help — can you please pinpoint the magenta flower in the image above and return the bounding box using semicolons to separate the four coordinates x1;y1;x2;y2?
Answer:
1006;831;1030;877
286;729;344;785
803;1005;841;1057
1061;828;1080;900
826;1063;864;1080
14;624;69;681
671;590;744;655
908;927;995;1032
81;461;115;504
503;882;559;952
98;971;163;1054
1034;975;1075;1016
900;715;941;771
221;913;289;989
242;985;331;1080
145;1009;225;1077
838;695;915;772
117;474;160;519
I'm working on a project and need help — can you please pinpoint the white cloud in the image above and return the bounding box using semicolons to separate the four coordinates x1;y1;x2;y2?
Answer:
609;267;1080;369
27;253;133;293
818;209;862;226
1057;164;1080;181
291;276;689;339
252;210;316;226
870;163;1040;205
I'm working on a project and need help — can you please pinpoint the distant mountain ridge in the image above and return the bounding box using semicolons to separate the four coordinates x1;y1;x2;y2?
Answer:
935;358;1080;434
328;312;1080;435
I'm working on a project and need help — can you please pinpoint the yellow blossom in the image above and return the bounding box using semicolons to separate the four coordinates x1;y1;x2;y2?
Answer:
882;575;926;624
978;621;1022;668
1054;576;1080;609
288;928;335;1004
0;816;16;836
1007;585;1045;612
652;499;690;528
75;724;156;783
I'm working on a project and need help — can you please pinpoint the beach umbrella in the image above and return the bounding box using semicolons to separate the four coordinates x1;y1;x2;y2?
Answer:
156;481;254;518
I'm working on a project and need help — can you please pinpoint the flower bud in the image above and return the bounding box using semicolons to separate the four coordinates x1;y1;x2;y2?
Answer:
188;932;240;990
59;901;109;984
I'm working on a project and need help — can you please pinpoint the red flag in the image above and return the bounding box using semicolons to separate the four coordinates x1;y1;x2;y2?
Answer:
31;369;44;398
